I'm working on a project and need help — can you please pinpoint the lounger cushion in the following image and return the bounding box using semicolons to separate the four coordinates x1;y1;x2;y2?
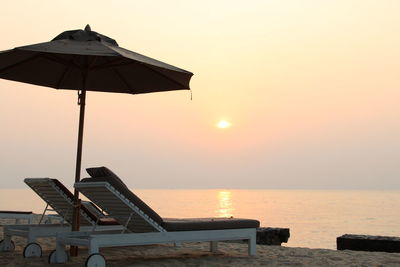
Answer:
97;218;120;225
162;218;260;231
86;166;127;188
80;176;164;225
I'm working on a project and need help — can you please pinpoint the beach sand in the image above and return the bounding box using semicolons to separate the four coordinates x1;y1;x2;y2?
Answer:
1;216;400;266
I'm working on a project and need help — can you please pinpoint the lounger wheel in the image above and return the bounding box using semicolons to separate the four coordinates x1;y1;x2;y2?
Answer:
0;239;15;252
23;242;42;258
85;253;106;267
48;249;68;264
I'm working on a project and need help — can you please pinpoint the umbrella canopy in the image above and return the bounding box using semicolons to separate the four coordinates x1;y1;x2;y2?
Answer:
0;25;192;93
0;25;193;254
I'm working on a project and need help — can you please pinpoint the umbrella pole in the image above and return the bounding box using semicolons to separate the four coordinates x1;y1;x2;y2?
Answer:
70;87;87;256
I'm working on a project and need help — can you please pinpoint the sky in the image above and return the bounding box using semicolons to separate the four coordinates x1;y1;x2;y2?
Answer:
1;0;400;189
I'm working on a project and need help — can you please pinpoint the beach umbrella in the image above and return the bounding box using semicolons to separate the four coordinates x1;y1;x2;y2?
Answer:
0;25;193;248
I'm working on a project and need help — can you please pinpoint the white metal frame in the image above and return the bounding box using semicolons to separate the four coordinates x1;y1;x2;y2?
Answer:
0;212;33;224
51;182;257;263
2;224;122;246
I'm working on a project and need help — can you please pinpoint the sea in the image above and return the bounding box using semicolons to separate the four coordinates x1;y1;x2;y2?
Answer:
1;189;399;250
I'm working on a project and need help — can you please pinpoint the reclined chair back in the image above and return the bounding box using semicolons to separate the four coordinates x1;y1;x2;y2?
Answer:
25;178;100;226
75;178;165;233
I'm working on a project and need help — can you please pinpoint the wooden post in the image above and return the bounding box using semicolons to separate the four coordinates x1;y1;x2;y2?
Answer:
70;75;87;256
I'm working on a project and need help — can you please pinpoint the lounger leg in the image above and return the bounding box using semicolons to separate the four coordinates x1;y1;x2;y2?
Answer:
248;234;257;256
27;230;37;243
210;241;218;252
88;240;100;254
55;242;67;263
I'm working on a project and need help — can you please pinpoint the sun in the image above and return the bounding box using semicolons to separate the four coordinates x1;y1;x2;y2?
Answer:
217;120;231;129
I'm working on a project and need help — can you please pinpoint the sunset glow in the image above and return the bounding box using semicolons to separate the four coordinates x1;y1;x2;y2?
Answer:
217;191;233;217
1;1;400;190
217;120;231;129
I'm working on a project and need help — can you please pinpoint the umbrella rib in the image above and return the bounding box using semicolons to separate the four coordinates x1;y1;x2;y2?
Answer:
55;56;78;89
88;56;99;70
95;59;189;89
40;54;82;70
90;58;126;70
140;63;188;89
0;53;42;74
99;56;135;93
110;67;136;94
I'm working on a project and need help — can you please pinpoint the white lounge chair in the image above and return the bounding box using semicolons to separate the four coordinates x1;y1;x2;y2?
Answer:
49;167;259;266
0;178;122;258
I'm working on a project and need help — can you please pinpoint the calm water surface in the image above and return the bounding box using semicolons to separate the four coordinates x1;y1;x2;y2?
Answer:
1;189;399;249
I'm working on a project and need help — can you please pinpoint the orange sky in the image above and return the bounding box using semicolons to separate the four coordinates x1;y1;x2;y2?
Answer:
1;1;400;189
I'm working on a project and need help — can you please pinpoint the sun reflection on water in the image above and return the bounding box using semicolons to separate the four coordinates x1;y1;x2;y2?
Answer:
217;191;234;217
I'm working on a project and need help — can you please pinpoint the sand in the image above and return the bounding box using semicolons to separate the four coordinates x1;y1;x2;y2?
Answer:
1;216;400;266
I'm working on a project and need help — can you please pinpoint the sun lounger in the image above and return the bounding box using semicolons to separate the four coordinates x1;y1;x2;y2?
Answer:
0;178;122;258
49;167;260;266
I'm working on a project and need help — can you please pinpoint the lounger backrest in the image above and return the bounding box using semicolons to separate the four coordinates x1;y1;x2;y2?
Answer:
24;178;98;226
76;179;165;233
84;167;163;225
86;166;127;188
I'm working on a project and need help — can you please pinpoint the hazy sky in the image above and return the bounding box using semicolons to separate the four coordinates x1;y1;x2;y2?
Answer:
1;1;400;189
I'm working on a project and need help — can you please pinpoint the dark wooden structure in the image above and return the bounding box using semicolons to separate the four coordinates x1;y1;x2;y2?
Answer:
337;234;400;253
257;227;290;245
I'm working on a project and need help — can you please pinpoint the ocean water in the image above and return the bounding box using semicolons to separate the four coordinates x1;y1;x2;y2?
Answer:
1;189;399;249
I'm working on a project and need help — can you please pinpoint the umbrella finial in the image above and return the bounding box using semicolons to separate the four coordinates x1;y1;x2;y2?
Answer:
84;24;91;32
